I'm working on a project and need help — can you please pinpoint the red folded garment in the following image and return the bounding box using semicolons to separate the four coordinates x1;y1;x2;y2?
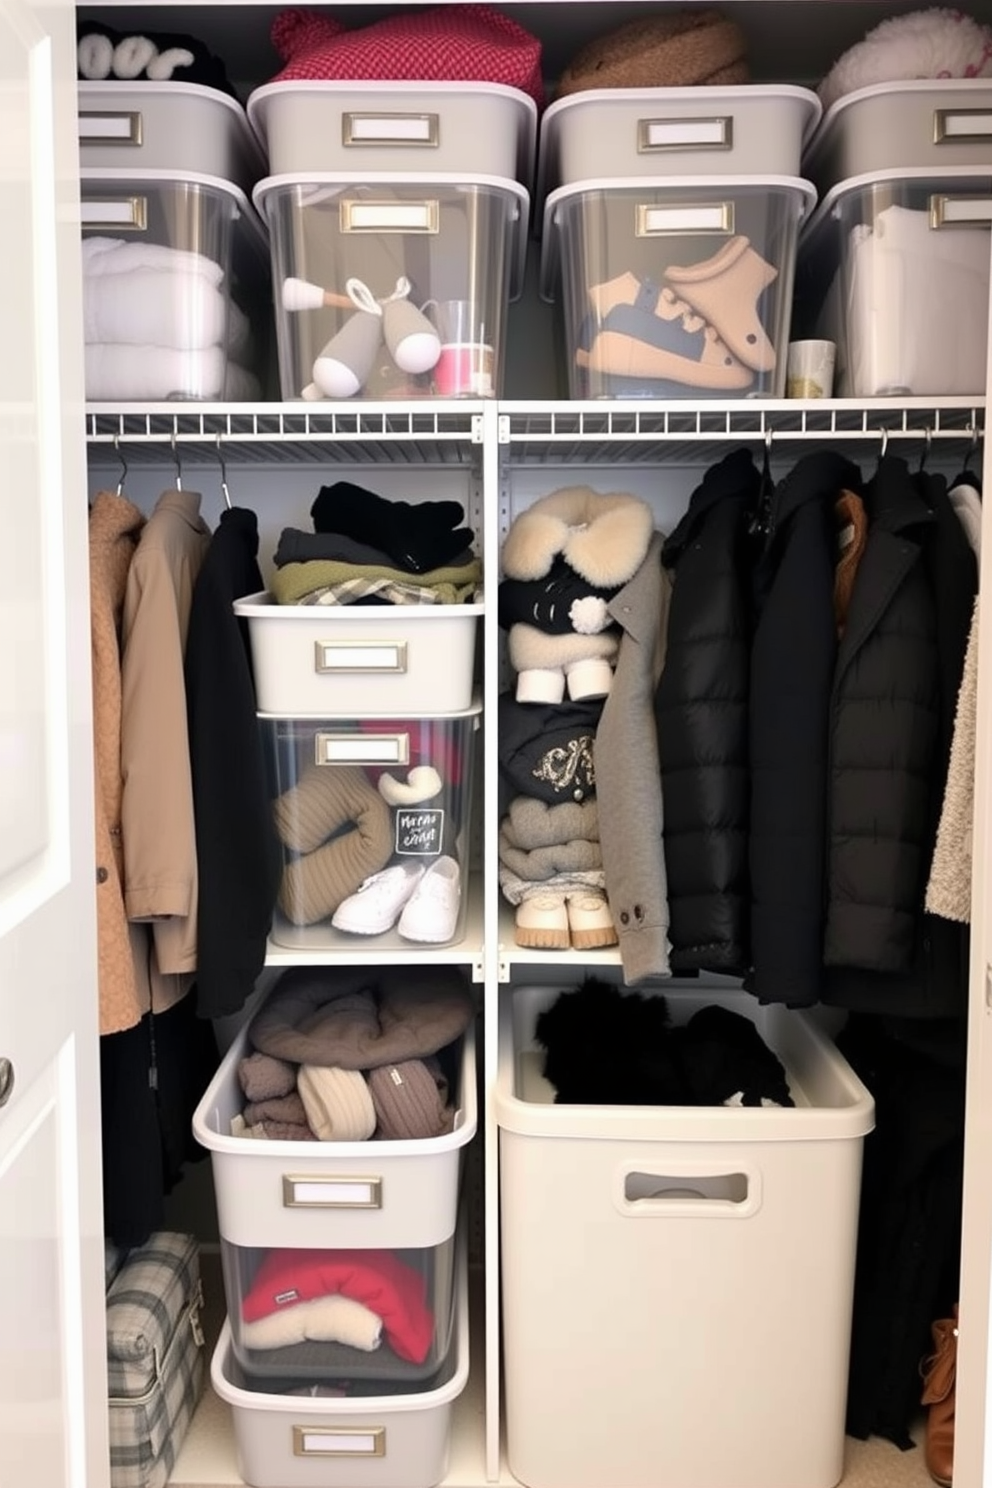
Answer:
242;1248;434;1363
268;5;545;104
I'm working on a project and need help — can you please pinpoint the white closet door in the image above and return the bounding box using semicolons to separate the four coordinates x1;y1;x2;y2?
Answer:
0;0;109;1484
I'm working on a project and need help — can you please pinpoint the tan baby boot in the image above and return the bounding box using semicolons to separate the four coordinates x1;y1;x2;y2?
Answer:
664;236;778;373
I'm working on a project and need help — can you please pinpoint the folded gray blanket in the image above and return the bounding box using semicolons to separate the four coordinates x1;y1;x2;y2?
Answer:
247;966;473;1070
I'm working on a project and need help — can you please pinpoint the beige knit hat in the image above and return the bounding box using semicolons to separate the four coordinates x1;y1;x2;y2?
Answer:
555;9;749;96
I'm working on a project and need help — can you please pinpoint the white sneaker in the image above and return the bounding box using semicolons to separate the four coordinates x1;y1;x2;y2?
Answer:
397;856;462;944
331;861;425;936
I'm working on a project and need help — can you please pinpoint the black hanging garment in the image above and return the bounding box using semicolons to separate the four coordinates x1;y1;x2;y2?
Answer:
185;507;282;1020
654;446;759;976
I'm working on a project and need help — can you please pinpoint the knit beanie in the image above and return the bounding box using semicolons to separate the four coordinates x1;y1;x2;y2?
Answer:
298;1066;377;1142
267;4;545;106
367;1056;454;1140
555;9;749;96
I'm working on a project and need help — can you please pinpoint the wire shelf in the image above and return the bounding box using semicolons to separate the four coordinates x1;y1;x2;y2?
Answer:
497;398;986;466
85;404;487;466
85;399;985;467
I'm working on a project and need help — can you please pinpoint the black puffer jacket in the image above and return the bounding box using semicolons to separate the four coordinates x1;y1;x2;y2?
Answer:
823;456;938;974
654;448;759;974
748;449;862;1007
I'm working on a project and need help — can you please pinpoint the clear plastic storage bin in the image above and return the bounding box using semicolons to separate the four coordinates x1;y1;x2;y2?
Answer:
234;592;482;716
221;1238;457;1390
497;982;874;1488
538;86;820;206
211;1241;469;1488
803;79;992;196
80;168;271;402
253;172;528;400
78;82;266;197
260;701;480;951
796;167;992;398
248;81;538;191
541;175;815;399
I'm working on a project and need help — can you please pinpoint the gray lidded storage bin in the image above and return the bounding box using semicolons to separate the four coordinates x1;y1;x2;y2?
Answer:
804;79;992;197
78;81;267;198
248;81;538;193
538;84;821;210
497;982;874;1488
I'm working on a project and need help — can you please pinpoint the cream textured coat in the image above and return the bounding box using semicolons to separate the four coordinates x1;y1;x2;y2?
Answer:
926;479;982;924
121;488;211;974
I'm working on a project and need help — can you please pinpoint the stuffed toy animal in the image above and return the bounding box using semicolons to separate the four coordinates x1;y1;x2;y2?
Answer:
283;276;441;399
77;20;236;94
819;7;992;111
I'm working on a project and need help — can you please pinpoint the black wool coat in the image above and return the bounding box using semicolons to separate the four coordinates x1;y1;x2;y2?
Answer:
823;456;939;975
654;447;760;974
823;466;977;1018
185;507;283;1020
748;449;862;1007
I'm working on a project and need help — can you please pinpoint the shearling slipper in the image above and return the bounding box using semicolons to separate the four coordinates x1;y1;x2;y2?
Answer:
501;486;655;588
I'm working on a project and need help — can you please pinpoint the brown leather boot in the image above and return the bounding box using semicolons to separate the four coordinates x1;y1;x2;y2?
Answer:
921;1304;958;1486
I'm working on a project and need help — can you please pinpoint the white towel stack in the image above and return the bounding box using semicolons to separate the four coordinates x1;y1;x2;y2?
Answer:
82;236;261;400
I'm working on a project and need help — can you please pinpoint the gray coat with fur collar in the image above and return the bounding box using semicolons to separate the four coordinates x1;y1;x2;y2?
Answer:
596;531;673;983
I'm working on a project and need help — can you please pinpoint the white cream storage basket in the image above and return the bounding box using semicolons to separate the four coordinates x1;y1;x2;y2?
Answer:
234;591;481;716
497;982;874;1488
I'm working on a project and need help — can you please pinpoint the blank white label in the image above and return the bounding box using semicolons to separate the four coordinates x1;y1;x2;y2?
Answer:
294;1428;384;1457
80;198;145;226
284;1178;381;1207
345;112;437;143
938;110;992;138
637;201;732;235
341;200;438;232
315;642;405;673
932;194;992;226
640;116;730;149
317;733;409;765
78;111;139;141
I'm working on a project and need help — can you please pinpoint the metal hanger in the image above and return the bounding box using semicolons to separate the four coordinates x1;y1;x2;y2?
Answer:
918;426;932;474
170;431;183;491
215;433;233;511
113;434;127;496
